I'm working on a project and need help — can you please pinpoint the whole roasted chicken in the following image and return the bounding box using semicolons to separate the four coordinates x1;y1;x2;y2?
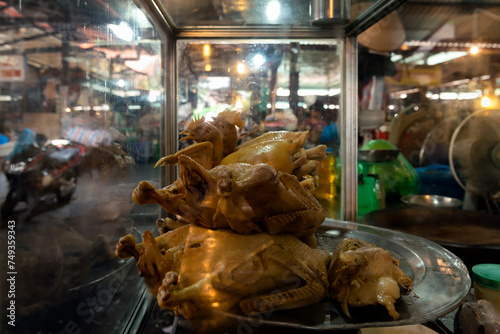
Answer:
211;109;245;156
161;110;245;168
139;115;327;242
327;238;413;320
116;224;331;329
133;155;325;246
157;113;326;182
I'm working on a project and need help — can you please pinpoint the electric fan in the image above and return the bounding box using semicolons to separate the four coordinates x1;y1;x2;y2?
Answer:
449;109;500;212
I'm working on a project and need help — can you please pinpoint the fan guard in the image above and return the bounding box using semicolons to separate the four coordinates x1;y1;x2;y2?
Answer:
449;109;500;200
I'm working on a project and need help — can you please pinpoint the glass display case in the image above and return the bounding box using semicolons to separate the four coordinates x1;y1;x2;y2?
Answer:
0;1;165;333
2;0;500;333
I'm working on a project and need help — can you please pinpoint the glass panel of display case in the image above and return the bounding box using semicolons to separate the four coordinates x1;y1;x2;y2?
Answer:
177;40;341;218
158;0;375;28
356;0;500;269
0;2;164;333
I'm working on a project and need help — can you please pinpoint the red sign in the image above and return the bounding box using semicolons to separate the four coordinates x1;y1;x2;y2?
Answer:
0;56;26;82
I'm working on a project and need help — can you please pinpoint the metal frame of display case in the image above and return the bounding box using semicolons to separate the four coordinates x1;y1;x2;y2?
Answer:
138;0;408;223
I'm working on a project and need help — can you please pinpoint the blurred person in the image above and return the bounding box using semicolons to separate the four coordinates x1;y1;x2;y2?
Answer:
1;120;18;142
300;102;327;146
320;109;340;155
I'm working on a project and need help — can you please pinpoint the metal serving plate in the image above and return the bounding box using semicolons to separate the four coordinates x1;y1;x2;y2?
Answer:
401;194;463;208
223;218;471;331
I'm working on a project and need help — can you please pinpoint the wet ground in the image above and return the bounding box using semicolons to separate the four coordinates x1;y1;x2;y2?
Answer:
0;162;163;333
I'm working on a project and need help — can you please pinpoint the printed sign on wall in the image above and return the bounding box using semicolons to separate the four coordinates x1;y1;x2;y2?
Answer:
0;55;26;82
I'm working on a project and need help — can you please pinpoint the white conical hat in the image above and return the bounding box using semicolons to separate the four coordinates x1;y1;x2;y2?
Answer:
351;2;406;52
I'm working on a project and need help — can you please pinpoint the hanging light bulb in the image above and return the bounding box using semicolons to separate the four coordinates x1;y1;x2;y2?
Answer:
481;95;491;108
203;44;211;57
267;1;280;21
470;45;479;55
237;63;245;74
205;64;212;72
235;97;243;109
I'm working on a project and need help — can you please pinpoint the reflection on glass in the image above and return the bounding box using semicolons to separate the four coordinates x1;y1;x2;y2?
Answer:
0;2;163;332
357;2;500;230
177;41;341;218
160;0;361;28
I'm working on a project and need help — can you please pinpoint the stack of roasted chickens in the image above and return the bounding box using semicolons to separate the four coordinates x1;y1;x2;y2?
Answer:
116;111;413;330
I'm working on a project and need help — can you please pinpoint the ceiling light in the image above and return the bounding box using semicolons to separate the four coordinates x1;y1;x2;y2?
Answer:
439;92;458;100
298;89;329;96
277;87;290;96
237;63;245;74
149;90;161;102
458;92;480;100
203;44;211;57
205;64;212;72
470;45;479;55
267;1;280;21
252;54;265;68
481;96;491;108
390;54;403;62
402;52;425;64
426;52;468;66
235;98;243;109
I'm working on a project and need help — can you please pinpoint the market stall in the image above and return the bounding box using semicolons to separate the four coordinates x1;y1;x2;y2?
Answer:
2;0;500;333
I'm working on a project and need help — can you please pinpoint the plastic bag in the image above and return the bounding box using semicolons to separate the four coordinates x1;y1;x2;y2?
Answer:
361;139;420;197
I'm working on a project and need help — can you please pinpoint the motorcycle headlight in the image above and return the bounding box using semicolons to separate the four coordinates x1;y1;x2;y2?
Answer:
7;161;27;174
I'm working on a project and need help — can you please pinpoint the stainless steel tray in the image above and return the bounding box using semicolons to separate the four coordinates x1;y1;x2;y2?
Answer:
223;218;471;331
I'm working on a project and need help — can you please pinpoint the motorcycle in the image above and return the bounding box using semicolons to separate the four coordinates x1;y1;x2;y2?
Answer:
2;136;86;217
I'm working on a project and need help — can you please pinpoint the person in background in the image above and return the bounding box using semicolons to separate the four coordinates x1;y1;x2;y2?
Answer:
320;108;340;155
300;102;327;146
5;127;36;161
0;120;17;159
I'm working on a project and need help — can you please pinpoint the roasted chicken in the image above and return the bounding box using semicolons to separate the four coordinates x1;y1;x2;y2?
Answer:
211;109;245;156
328;238;413;320
178;117;224;167
133;155;325;246
120;122;416;329
116;225;331;328
156;116;327;183
157;111;244;169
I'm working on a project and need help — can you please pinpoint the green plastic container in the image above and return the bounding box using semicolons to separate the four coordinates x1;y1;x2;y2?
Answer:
472;263;500;312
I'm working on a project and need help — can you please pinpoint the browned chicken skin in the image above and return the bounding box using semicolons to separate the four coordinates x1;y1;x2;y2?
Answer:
116;225;331;324
179;117;224;166
328;238;413;320
134;156;325;246
210;109;245;156
120;122;415;329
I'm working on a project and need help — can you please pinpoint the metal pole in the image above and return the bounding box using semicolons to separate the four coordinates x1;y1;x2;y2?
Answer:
341;36;358;222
